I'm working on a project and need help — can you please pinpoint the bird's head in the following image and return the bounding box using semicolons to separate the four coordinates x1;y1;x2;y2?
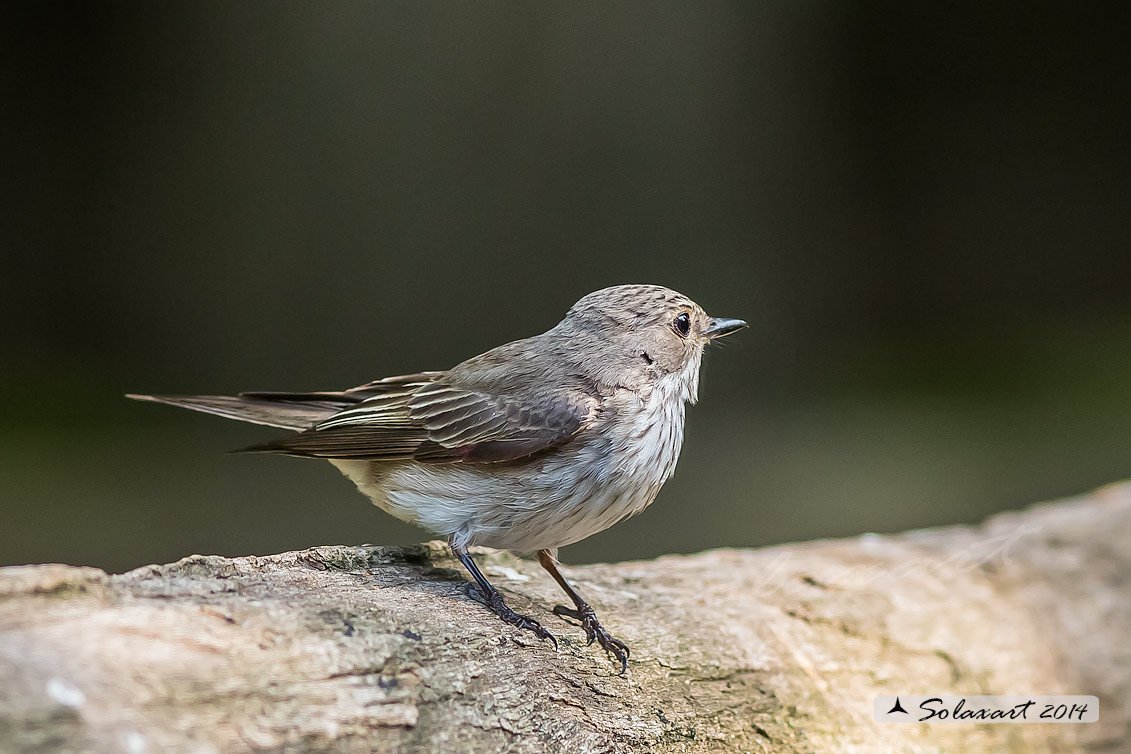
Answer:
556;284;746;402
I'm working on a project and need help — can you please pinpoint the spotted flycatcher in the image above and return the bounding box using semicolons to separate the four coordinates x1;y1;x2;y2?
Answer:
129;284;745;671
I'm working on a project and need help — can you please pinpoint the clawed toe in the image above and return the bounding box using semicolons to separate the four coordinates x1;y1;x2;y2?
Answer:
594;630;630;674
553;603;630;673
552;604;583;623
467;583;558;649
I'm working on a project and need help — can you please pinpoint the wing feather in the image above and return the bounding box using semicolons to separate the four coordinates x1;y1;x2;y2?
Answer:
243;377;597;463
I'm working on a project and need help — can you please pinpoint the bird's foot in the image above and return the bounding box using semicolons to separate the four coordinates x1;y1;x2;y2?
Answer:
553;602;630;673
466;583;557;649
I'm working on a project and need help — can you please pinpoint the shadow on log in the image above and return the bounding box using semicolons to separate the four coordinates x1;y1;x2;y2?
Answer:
2;483;1129;753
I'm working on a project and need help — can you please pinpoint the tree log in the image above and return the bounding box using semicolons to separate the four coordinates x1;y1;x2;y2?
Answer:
2;483;1129;753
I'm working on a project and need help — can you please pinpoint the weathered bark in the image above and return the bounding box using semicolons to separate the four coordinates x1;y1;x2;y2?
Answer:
1;483;1128;754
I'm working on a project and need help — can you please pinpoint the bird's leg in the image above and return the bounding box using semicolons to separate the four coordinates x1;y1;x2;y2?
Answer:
538;549;630;673
450;542;557;648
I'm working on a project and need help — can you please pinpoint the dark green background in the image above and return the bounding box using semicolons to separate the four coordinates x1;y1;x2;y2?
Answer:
3;3;1129;572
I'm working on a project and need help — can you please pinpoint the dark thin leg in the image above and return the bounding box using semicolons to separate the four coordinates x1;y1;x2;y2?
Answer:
538;549;630;673
451;542;556;648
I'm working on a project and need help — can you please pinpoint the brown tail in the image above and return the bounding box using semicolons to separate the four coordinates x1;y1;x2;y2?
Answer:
125;393;346;431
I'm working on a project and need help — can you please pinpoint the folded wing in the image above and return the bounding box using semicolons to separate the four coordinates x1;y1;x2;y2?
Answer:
241;380;598;464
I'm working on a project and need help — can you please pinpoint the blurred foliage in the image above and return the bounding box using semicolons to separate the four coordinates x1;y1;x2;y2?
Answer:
2;2;1129;571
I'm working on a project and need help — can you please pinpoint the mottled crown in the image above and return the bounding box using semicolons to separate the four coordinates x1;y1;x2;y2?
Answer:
566;285;701;330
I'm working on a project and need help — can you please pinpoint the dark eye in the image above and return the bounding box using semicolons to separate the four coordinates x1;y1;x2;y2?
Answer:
673;312;691;337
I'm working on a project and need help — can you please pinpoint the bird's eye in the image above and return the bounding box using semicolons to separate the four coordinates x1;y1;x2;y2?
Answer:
673;312;691;337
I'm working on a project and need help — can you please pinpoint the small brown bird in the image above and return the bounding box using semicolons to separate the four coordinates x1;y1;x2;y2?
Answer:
129;284;745;671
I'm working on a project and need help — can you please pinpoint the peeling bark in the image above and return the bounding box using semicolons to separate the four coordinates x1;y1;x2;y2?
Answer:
2;483;1129;753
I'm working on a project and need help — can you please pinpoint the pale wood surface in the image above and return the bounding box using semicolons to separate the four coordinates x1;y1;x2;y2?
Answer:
2;483;1128;753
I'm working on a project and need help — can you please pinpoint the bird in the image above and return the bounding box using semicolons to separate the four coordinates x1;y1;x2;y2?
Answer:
128;284;745;672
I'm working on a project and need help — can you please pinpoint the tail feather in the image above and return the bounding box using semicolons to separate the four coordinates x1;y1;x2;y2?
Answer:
126;393;341;431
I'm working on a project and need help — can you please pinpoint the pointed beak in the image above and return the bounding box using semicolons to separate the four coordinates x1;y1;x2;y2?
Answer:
703;317;747;340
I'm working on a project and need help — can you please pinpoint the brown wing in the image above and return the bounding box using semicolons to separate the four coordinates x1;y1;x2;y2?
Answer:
409;382;597;463
241;379;597;463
